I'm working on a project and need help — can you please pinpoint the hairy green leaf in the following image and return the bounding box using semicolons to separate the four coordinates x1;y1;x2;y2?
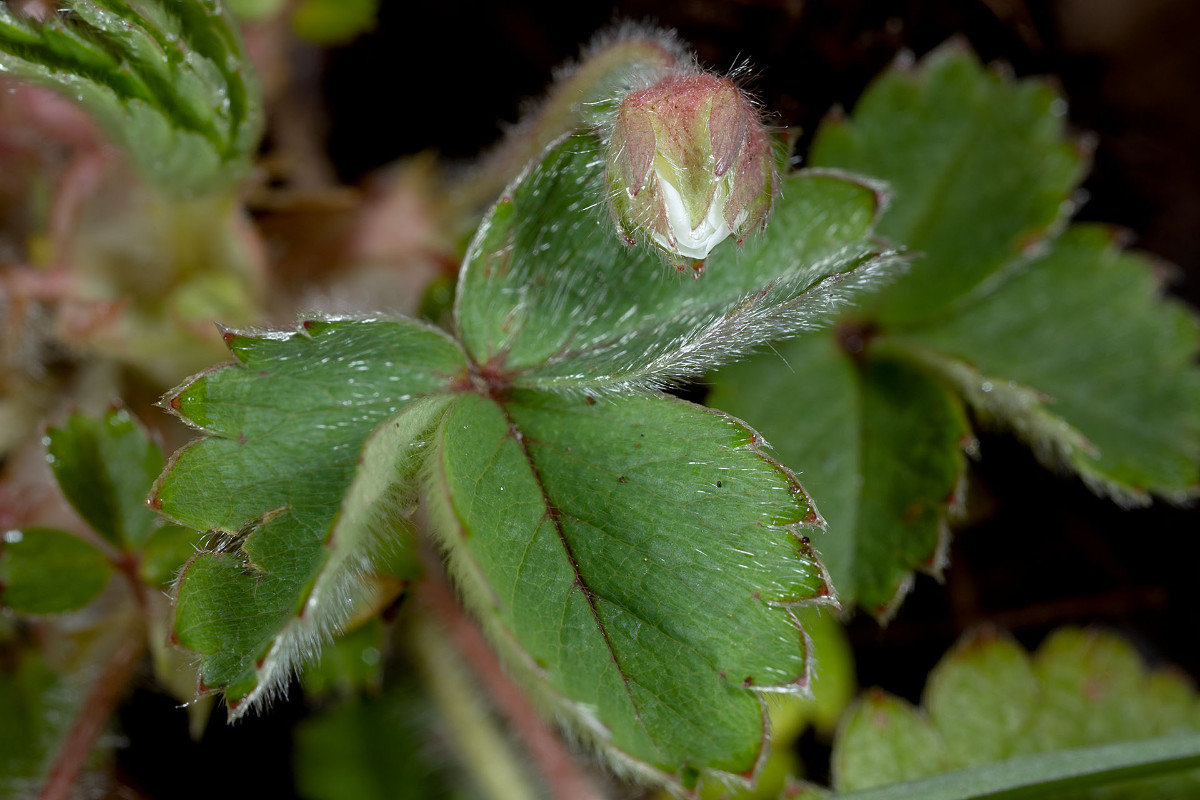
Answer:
456;133;902;393
0;527;114;614
833;629;1200;798
709;335;970;614
156;318;465;712
46;408;163;549
811;45;1084;324
892;225;1200;503
0;0;263;194
425;390;834;787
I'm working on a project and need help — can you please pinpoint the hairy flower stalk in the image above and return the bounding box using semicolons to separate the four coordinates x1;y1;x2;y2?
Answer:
604;71;778;271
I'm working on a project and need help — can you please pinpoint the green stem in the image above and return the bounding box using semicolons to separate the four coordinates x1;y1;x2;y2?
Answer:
413;563;610;800
409;609;539;800
833;732;1200;800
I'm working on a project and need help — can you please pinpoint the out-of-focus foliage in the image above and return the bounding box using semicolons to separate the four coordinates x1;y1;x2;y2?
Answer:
829;628;1200;799
0;0;263;195
710;48;1200;617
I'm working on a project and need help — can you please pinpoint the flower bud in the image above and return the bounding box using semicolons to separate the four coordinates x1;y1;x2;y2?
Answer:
604;72;777;271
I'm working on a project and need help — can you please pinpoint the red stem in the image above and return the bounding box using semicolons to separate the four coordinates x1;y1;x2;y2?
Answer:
38;631;146;800
417;566;608;800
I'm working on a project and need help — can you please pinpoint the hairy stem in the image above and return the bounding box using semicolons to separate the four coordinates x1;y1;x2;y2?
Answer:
415;563;609;800
443;30;679;224
410;605;539;800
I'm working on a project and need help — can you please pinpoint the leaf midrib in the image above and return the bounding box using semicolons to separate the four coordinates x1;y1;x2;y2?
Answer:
491;395;659;752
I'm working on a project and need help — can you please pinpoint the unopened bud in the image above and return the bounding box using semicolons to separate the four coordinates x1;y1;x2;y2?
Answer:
604;71;778;271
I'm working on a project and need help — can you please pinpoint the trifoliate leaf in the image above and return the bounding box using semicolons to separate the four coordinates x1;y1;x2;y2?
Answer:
0;527;114;615
46;409;163;549
424;389;835;788
892;225;1200;504
0;0;263;195
709;334;970;615
155;318;465;713
832;628;1200;798
456;133;902;393
811;45;1084;324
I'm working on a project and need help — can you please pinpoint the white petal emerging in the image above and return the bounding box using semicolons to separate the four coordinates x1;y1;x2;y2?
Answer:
651;174;733;260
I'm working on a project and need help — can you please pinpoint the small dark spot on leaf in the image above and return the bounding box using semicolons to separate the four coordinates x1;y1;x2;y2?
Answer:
237;433;247;445
258;370;269;377
742;676;754;687
585;396;596;406
618;476;627;484
169;395;182;411
800;536;811;546
149;494;162;510
716;480;722;488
